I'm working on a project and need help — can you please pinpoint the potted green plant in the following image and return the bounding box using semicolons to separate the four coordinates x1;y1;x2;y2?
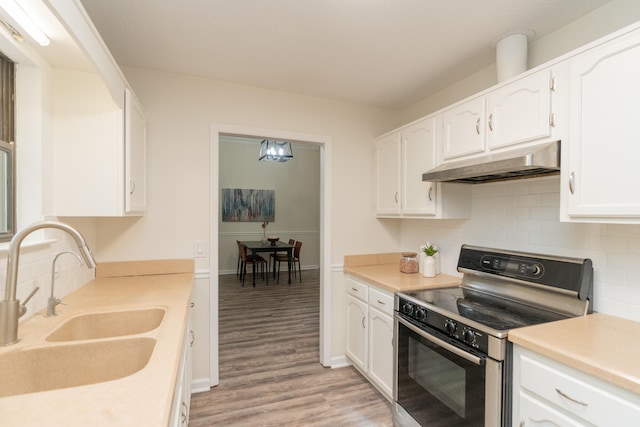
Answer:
421;243;438;278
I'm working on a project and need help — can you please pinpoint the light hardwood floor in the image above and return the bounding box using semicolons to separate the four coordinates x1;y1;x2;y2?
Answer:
189;268;393;426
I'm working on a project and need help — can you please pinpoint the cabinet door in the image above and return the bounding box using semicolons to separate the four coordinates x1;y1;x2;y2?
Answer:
375;132;401;216
566;30;640;218
402;118;437;216
125;89;147;214
487;69;553;150
346;294;368;371
52;70;124;216
368;306;394;399
440;96;485;161
170;309;193;427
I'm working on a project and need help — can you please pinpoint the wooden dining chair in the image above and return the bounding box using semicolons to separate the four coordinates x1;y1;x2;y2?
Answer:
236;240;243;279
239;243;266;287
276;240;303;284
270;239;295;279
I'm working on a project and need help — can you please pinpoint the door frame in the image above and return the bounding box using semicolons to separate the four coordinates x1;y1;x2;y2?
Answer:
209;123;332;386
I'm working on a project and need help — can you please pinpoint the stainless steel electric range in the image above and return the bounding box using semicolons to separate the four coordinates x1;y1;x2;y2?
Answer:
393;245;593;427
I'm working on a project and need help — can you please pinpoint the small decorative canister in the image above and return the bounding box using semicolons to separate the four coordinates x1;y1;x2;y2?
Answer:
400;252;419;274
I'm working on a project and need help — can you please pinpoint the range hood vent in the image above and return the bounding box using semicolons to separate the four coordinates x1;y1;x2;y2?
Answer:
422;141;560;184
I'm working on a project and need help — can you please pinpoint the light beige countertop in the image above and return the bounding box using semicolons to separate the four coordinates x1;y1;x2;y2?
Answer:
509;313;640;394
344;252;461;292
0;259;194;426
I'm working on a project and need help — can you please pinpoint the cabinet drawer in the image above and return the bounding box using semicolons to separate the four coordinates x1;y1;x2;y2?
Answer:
345;276;368;302
368;287;394;316
520;353;640;426
519;390;585;427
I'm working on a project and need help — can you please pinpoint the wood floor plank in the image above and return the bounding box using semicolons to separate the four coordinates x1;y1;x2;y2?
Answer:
189;269;393;426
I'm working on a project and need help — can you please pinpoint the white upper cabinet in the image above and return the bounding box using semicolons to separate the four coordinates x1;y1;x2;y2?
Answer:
53;73;147;217
375;117;470;219
438;66;560;164
402;118;437;215
125;89;147;214
375;132;402;216
440;96;486;161
562;27;640;222
486;69;554;150
48;0;147;217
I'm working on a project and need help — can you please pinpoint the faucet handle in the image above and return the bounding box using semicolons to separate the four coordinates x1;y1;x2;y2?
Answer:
19;286;40;317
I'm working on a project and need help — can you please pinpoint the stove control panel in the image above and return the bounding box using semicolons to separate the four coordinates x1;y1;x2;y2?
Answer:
457;245;594;302
396;296;489;355
481;255;544;279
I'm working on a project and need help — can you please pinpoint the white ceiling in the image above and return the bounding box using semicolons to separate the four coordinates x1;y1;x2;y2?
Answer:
76;0;613;109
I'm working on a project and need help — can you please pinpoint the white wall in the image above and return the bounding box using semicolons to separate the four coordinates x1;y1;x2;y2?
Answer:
218;139;320;274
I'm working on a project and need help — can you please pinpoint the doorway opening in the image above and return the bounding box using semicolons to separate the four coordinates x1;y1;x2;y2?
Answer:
209;124;332;386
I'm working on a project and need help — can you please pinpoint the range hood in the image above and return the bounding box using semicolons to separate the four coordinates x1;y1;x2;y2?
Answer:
422;141;560;184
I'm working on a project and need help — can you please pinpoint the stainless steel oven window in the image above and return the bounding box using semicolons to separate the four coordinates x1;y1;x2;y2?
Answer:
395;315;500;426
409;337;467;417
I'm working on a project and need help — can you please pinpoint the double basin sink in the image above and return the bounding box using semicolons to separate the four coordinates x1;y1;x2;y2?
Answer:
0;307;166;397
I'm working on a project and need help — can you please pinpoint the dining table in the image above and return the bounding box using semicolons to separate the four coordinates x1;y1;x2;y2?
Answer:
241;240;294;286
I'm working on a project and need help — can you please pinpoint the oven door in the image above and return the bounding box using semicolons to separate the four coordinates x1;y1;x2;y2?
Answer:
394;315;503;427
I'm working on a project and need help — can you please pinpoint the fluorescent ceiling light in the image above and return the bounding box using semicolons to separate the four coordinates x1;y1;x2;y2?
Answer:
0;0;49;46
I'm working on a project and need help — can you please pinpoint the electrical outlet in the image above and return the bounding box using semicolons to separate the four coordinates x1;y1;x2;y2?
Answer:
194;240;207;258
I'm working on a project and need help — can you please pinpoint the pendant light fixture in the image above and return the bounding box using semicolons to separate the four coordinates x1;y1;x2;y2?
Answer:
258;140;293;162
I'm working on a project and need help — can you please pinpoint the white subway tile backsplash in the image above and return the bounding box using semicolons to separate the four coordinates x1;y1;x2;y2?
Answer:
529;206;557;220
401;176;640;323
598;267;627;286
628;237;640;254
516;194;542;208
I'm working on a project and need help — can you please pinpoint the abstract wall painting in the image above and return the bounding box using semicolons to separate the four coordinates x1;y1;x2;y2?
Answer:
221;188;275;222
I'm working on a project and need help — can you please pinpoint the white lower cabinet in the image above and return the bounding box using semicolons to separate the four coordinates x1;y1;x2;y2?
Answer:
346;291;368;371
345;275;394;400
513;345;640;427
170;308;193;427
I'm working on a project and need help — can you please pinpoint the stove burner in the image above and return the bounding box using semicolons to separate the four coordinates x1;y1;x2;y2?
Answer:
403;287;567;333
456;294;565;331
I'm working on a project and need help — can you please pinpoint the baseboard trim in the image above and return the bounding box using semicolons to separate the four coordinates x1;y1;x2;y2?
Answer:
190;377;212;394
329;355;352;369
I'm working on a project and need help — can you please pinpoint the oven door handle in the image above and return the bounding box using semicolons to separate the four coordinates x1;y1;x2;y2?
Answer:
397;315;485;366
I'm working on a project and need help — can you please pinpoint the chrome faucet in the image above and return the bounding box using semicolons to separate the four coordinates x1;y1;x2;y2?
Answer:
0;221;97;345
46;251;83;317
